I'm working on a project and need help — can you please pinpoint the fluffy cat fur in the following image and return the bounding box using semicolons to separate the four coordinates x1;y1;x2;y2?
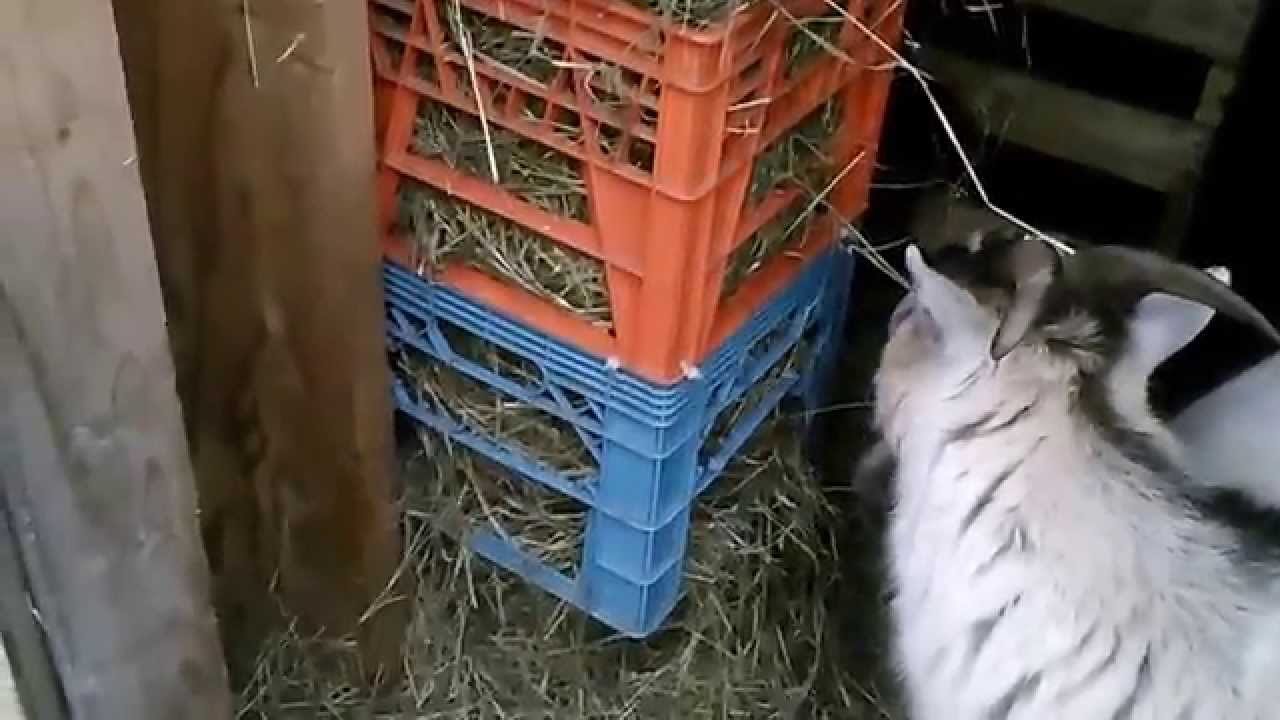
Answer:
872;236;1280;719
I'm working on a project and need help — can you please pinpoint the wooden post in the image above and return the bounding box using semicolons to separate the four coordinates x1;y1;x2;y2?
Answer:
110;0;408;679
0;0;232;715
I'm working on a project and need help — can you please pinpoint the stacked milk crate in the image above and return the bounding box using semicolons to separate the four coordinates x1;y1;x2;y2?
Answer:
367;0;902;636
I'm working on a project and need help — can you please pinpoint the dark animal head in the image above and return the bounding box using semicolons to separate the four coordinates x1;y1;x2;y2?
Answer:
907;185;1010;256
875;230;1280;439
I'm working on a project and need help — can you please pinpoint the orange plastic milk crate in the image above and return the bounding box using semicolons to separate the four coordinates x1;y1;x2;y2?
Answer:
369;0;903;385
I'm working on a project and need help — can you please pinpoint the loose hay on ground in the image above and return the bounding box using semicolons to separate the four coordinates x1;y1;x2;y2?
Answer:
410;434;589;576
234;410;897;718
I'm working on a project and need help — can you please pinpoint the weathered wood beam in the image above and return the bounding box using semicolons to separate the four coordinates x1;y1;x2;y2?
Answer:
919;48;1210;191
0;0;232;715
110;0;408;680
1195;64;1239;128
1022;0;1259;64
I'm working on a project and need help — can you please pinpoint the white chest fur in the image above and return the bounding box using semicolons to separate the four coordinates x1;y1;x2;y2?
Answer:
886;415;1278;720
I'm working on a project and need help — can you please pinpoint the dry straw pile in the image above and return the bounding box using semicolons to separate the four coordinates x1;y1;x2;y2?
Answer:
235;407;899;718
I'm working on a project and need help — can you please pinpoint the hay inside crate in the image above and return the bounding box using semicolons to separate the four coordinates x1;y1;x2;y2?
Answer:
722;198;817;301
783;7;849;77
443;4;653;122
413;5;848;306
631;0;746;27
398;179;613;330
701;336;811;460
398;319;810;482
719;98;842;301
749;98;842;206
437;0;854;66
444;0;779;33
446;4;564;85
412;101;589;222
396;326;597;480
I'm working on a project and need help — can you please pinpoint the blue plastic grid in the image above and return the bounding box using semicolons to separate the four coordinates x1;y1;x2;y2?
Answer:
385;245;855;636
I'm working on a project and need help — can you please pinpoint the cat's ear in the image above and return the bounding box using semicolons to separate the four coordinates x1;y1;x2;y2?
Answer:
1116;266;1229;378
904;244;996;359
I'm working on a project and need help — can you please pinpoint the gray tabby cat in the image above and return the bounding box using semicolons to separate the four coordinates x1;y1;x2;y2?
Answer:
871;232;1280;719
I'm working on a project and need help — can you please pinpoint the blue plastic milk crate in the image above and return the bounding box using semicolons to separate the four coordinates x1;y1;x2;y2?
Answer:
383;244;855;637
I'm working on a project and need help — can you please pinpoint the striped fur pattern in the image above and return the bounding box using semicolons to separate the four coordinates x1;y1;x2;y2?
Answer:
872;237;1280;720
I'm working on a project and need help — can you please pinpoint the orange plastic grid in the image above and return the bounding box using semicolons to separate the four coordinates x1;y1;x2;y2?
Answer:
369;0;903;384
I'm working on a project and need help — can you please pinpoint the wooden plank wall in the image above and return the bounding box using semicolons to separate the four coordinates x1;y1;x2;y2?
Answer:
1023;0;1259;63
916;0;1261;253
110;0;409;680
0;0;232;716
918;47;1209;192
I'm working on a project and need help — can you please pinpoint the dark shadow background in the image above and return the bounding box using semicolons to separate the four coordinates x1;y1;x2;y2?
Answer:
844;0;1277;420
